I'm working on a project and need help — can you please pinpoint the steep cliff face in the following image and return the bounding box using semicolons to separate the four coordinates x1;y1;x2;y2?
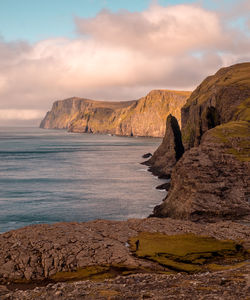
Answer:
143;114;184;178
150;63;250;222
40;90;190;137
39;97;135;130
181;63;250;149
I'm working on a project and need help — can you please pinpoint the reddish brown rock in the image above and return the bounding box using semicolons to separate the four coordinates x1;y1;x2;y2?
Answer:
152;122;250;221
2;264;249;299
0;219;249;299
150;63;250;222
1;218;249;285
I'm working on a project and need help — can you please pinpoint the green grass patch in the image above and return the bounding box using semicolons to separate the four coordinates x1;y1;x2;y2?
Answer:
210;121;250;161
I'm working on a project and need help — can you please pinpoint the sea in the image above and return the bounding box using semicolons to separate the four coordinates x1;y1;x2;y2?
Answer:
0;127;166;233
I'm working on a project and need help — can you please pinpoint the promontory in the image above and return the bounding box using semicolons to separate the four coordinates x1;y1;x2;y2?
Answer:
40;90;191;137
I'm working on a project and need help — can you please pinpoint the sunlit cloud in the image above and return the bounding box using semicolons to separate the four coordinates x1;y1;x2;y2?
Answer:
0;109;45;120
0;3;249;124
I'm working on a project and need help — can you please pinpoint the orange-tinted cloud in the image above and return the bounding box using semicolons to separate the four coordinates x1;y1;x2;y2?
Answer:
0;3;249;124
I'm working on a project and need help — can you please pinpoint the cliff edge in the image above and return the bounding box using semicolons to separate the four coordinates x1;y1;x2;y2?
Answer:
40;90;191;137
149;63;250;222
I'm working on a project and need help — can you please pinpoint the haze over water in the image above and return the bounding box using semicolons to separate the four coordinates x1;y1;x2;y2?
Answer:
0;127;164;233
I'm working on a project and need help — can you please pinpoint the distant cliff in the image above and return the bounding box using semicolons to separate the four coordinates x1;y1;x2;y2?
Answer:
40;90;191;137
147;62;250;222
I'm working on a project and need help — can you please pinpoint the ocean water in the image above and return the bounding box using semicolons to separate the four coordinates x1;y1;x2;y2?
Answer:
0;127;165;233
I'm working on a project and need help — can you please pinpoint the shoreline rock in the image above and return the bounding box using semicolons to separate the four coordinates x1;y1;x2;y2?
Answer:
149;63;250;222
0;218;249;299
142;114;184;178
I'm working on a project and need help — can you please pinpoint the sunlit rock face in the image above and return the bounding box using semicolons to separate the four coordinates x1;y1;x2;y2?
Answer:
181;62;250;150
40;90;191;137
150;63;250;222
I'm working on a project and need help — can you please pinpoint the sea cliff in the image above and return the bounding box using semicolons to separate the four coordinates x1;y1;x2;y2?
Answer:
40;90;191;137
147;63;250;222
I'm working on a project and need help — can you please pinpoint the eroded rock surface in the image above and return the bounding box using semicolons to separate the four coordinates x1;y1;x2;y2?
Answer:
1;219;250;283
2;264;249;299
153;122;250;221
0;218;249;299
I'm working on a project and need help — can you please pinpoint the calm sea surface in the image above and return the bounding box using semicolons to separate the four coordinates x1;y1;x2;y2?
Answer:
0;127;165;233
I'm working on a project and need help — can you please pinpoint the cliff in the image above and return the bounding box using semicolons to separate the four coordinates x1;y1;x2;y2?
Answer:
181;63;250;149
143;114;184;178
40;90;191;137
149;63;250;222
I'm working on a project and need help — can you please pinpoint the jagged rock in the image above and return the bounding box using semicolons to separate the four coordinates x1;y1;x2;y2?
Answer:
155;182;171;190
142;153;152;159
150;63;250;222
152;122;250;221
40;90;190;137
143;114;184;177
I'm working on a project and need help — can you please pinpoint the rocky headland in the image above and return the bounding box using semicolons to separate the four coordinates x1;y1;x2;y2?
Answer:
146;63;250;222
40;90;190;137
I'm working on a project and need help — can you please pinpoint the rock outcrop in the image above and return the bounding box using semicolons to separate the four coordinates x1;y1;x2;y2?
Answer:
3;264;249;299
150;63;250;222
40;90;190;137
181;63;250;149
143;114;184;177
0;218;249;299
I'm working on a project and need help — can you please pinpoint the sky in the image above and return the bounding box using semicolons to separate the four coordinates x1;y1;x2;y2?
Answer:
0;0;249;126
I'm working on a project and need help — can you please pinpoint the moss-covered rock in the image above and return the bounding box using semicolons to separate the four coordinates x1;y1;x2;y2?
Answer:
181;63;250;149
129;233;249;273
210;121;250;162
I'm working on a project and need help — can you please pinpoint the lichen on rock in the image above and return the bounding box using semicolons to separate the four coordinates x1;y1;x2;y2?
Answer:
129;232;249;273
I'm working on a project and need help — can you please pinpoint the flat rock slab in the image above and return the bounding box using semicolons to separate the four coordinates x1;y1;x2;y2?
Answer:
0;218;249;298
2;263;249;299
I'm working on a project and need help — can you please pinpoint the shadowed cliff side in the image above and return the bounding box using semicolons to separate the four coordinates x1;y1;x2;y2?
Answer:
150;63;250;222
40;90;190;137
142;114;184;178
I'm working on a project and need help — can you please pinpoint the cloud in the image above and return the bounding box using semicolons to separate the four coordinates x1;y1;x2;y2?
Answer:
75;5;225;55
0;3;249;125
0;109;45;120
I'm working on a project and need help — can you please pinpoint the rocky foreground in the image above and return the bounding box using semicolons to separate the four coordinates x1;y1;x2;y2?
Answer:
0;218;250;299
